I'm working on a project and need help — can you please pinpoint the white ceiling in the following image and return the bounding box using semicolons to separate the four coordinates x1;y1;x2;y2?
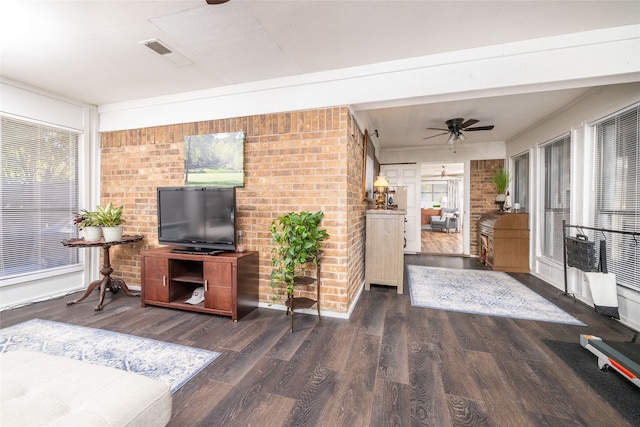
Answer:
1;1;639;150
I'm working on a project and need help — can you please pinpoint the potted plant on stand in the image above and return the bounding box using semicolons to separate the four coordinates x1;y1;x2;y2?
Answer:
95;203;125;242
270;211;329;326
74;209;102;242
492;168;510;210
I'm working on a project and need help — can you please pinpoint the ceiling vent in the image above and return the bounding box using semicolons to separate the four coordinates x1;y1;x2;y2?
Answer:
139;38;192;67
143;40;172;55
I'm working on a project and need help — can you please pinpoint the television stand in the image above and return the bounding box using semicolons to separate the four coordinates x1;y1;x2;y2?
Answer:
140;247;258;321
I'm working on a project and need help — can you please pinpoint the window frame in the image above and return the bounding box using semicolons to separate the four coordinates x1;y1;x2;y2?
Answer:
512;151;529;212
540;133;572;264
1;114;83;281
591;103;640;292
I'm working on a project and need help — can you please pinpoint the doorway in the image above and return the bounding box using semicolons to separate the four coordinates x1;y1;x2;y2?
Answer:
420;163;465;255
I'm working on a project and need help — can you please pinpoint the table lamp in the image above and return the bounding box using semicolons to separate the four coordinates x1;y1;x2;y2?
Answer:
373;175;389;209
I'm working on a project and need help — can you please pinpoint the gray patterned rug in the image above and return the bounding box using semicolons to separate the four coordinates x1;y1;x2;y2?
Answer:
0;319;221;393
407;266;586;326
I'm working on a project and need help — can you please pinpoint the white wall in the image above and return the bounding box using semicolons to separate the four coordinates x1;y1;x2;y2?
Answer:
507;82;640;332
0;80;100;310
380;140;506;165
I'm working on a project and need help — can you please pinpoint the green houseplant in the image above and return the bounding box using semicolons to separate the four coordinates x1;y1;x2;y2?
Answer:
94;203;124;227
74;209;102;242
492;168;510;200
94;203;125;242
270;211;329;300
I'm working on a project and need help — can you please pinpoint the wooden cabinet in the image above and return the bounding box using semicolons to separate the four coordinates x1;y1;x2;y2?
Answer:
478;212;529;273
365;209;405;294
140;247;258;321
421;208;441;225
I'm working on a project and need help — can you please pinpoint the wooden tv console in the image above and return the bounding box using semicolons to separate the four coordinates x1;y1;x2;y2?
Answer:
140;247;259;321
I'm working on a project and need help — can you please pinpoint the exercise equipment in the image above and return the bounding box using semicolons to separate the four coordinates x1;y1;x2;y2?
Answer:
561;222;640;389
580;334;640;389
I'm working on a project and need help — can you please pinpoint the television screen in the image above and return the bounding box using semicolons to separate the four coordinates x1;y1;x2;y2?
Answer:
157;186;236;253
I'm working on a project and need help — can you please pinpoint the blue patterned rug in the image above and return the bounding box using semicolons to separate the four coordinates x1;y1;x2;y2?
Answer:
0;319;221;393
407;266;586;326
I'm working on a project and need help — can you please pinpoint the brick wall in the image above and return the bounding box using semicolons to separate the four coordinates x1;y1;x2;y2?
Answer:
100;106;367;314
469;159;505;256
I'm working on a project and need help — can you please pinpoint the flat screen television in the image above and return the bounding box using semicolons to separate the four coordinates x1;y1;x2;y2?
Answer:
157;186;236;253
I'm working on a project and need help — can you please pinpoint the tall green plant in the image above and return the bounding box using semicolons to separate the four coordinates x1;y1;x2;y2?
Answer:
492;168;510;194
270;211;329;298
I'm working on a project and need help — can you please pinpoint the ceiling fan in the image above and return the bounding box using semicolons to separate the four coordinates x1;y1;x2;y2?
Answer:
424;118;495;144
440;165;463;178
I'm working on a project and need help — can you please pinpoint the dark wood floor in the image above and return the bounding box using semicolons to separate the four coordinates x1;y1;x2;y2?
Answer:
1;255;636;426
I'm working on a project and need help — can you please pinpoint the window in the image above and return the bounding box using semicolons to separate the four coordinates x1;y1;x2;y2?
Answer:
541;134;571;262
421;181;447;207
1;116;80;278
592;104;639;291
512;152;529;212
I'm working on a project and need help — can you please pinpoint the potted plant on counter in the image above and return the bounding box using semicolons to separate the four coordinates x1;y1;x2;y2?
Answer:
95;203;125;242
270;211;329;301
492;168;510;203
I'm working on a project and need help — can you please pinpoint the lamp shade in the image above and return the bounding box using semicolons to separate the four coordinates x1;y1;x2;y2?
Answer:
374;176;389;189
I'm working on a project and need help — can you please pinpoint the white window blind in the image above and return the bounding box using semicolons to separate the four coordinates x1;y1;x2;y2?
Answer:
542;134;571;262
513;152;529;212
592;104;639;291
1;116;80;279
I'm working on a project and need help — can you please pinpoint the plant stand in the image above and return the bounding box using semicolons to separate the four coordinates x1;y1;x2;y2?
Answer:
285;253;322;333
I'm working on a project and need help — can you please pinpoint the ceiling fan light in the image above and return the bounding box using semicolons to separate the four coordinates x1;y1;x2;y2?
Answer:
458;132;465;141
447;133;456;144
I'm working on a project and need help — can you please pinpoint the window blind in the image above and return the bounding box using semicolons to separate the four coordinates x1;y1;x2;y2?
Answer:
1;116;80;279
592;104;639;291
542;134;571;262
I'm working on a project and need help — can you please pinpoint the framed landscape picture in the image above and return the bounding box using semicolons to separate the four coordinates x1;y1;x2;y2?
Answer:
184;131;245;187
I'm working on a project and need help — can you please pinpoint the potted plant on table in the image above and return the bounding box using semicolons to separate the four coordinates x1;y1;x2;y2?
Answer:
270;211;329;302
74;209;102;242
94;203;125;242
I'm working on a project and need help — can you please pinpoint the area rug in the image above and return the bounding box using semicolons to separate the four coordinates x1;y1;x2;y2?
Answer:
0;319;220;393
543;339;640;425
407;265;586;326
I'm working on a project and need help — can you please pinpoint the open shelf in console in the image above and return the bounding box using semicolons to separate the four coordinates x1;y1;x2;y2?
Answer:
170;259;204;284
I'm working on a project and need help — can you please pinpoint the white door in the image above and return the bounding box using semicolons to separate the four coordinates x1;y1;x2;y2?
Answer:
380;164;421;253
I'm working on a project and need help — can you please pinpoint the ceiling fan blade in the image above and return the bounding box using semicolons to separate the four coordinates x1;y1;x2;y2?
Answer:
460;119;479;129
426;127;448;131
423;132;448;140
465;125;495;131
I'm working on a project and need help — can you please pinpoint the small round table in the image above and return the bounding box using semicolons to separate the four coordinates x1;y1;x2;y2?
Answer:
62;235;143;311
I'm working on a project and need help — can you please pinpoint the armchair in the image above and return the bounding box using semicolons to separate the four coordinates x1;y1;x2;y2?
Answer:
430;208;460;233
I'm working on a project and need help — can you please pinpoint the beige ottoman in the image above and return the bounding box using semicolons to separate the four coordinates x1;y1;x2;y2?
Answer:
1;351;172;426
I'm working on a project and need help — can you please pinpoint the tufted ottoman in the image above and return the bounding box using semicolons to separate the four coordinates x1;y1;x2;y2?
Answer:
1;351;172;426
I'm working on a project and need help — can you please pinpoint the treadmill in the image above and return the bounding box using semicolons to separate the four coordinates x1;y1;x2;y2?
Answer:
580;334;640;389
